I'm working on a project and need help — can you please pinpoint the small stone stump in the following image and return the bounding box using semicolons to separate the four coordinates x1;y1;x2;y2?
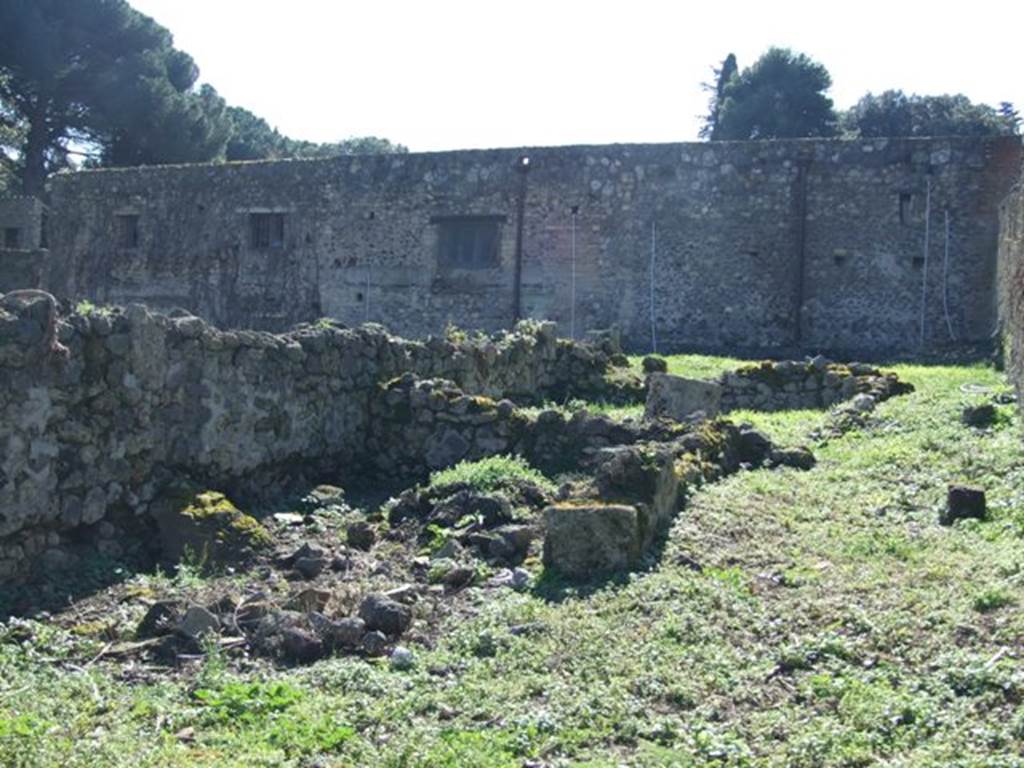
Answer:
644;373;722;422
940;485;986;525
542;503;641;578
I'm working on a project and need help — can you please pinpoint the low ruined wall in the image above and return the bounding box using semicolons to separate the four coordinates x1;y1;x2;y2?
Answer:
998;182;1024;406
0;302;609;581
717;358;905;412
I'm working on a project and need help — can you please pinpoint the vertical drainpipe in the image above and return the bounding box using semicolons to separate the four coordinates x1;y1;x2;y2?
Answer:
512;155;531;323
793;157;811;348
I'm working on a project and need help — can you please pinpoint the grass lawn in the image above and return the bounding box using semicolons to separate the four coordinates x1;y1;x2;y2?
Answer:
2;357;1022;767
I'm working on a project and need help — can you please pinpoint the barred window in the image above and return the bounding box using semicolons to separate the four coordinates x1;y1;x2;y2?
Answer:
432;215;505;269
250;213;285;249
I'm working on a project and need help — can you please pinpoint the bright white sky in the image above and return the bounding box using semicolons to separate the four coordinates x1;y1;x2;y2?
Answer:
130;0;1024;151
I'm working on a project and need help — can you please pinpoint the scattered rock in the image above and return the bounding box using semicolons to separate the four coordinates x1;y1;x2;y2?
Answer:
432;538;464;561
137;600;182;638
175;606;220;643
281;542;327;566
642;355;668;374
301;485;345;510
737;426;773;467
272;512;306;526
361;630;388;657
293;556;326;580
323;616;366;649
383;584;419;603
441;564;476;589
429;490;512;528
282;627;324;663
511;567;532;589
346;521;376;551
359;594;412;636
849;393;876;413
941;485;987;525
769;447;816;471
961;403;996;427
390;646;415;670
285;587;331;613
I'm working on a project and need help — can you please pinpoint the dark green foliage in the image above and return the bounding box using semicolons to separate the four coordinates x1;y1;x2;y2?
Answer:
842;90;1020;138
225;105;407;161
699;53;738;140
0;0;231;194
712;47;838;140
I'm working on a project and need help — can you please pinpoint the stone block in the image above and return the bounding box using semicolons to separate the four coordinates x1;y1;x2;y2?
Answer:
644;373;721;422
542;503;641;578
940;485;986;525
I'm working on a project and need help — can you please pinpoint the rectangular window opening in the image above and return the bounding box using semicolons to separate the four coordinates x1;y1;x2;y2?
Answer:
250;213;285;249
433;215;504;269
3;227;21;248
117;214;140;249
899;193;913;225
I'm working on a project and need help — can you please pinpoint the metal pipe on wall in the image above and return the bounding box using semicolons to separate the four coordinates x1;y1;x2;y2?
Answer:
511;156;531;323
570;206;578;340
919;176;932;347
942;209;956;341
650;220;657;354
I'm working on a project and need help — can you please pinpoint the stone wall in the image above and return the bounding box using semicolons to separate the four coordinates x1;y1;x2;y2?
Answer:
0;302;610;581
45;137;1022;354
0;196;44;250
998;179;1024;404
717;358;910;412
0;249;47;292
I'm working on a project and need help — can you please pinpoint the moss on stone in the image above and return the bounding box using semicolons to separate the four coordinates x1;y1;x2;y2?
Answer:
154;489;271;565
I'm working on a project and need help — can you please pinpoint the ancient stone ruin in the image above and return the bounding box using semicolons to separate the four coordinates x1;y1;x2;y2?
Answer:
0;285;920;663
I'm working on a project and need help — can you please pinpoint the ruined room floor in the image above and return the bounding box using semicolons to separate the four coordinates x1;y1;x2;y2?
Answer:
2;356;1023;768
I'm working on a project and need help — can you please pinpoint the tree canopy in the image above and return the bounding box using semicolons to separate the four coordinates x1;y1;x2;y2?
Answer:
224;107;407;162
841;91;1020;138
699;53;738;140
0;0;233;195
0;0;406;196
711;48;838;140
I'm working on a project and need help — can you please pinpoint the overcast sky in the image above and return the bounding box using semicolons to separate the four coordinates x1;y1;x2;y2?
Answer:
130;0;1024;152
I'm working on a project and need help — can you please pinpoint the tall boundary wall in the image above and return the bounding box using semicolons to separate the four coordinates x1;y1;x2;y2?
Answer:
41;136;1022;354
998;177;1024;400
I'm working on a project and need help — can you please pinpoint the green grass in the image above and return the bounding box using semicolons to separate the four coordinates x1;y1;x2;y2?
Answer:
428;454;556;494
3;357;1024;766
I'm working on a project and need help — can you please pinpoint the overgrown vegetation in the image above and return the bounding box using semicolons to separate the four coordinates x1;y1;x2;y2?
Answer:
429;454;557;495
2;356;1022;766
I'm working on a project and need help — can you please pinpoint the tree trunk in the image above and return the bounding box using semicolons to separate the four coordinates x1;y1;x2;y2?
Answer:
21;111;49;197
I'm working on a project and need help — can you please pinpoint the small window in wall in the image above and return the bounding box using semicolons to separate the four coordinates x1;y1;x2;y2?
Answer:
432;215;505;269
899;193;913;225
117;214;140;248
250;212;285;249
3;227;20;248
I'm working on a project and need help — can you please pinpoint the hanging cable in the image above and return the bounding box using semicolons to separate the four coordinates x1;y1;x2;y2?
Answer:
919;176;931;348
942;209;956;341
650;220;657;354
570;207;577;340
